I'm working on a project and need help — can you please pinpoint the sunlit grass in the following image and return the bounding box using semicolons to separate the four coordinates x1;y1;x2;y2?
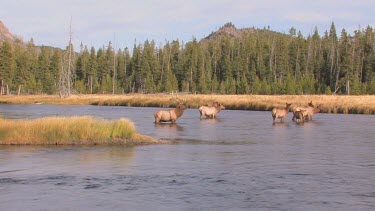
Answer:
1;94;375;114
0;116;159;145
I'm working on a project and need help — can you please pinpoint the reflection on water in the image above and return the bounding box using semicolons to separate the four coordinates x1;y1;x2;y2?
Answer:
154;123;184;131
272;122;289;127
1;104;375;210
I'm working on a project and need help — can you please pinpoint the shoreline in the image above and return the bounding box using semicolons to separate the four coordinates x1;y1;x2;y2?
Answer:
1;94;375;114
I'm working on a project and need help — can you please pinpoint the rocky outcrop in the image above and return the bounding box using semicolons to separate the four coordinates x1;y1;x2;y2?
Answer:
204;22;257;40
0;20;17;43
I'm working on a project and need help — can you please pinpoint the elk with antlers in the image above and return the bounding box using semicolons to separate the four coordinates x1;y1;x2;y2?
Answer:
154;97;187;124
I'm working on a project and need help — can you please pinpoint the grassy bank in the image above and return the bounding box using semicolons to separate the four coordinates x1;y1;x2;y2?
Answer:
1;94;375;114
0;116;161;145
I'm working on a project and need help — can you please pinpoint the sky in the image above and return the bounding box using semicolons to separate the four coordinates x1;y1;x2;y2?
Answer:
1;0;374;51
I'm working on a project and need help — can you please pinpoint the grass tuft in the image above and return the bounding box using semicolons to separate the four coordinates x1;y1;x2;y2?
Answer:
0;116;159;145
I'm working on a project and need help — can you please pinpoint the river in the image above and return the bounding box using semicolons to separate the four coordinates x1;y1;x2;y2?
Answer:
0;104;374;210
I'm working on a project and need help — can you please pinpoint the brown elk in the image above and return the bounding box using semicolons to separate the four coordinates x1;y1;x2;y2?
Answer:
154;98;187;124
199;102;225;119
293;110;309;123
272;102;292;122
308;102;322;120
292;101;321;121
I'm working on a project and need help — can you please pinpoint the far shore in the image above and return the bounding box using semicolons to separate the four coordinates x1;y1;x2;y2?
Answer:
1;94;375;114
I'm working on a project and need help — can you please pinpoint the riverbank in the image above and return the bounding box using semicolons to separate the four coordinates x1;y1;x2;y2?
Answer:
1;94;375;114
0;116;164;145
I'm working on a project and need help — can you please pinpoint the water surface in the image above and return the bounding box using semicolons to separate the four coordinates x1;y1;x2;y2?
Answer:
0;104;374;210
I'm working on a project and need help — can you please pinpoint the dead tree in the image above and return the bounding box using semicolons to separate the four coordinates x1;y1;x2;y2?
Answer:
59;18;74;98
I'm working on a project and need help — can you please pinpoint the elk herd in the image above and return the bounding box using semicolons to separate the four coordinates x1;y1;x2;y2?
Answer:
272;101;322;124
154;97;321;125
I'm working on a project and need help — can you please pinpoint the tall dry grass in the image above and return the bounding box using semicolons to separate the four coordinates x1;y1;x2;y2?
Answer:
1;94;375;114
0;116;158;145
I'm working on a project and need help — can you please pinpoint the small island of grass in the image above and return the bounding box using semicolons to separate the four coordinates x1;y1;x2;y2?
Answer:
0;116;163;145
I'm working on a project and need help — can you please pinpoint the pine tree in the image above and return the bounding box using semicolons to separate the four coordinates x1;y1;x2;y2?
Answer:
76;45;90;83
48;50;62;94
87;47;98;93
26;39;39;93
13;42;28;93
0;40;16;93
237;74;250;94
284;72;296;94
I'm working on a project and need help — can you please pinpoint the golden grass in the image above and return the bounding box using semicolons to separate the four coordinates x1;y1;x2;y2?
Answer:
1;94;375;114
0;116;161;145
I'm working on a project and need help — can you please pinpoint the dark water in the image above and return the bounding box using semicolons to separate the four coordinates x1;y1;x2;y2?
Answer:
1;104;375;210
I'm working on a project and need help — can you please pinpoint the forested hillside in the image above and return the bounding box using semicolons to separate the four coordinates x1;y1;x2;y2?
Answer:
1;22;375;95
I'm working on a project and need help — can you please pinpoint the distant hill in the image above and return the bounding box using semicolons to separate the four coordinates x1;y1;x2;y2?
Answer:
204;22;257;40
0;20;18;44
0;20;64;53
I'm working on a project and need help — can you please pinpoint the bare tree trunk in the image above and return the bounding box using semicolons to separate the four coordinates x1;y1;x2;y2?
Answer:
351;39;356;76
306;38;312;74
17;85;21;95
160;57;164;86
190;68;193;93
59;18;74;98
124;50;127;93
347;80;350;95
0;80;3;95
270;38;275;81
112;37;116;95
360;49;365;83
330;41;335;88
295;47;299;80
90;76;93;94
334;48;340;93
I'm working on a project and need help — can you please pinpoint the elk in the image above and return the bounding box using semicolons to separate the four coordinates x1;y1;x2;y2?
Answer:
272;102;292;122
154;98;187;124
307;102;322;120
293;110;309;123
292;101;322;121
199;102;225;119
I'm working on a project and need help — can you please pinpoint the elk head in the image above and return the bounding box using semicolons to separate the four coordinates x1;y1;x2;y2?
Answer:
174;96;187;110
286;102;292;109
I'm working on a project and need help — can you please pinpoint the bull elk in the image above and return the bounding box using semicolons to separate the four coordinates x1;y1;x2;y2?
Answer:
272;103;292;122
199;102;225;119
154;98;187;124
292;101;322;121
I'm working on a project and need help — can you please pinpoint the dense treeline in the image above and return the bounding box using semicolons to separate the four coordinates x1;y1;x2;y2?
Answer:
1;22;375;95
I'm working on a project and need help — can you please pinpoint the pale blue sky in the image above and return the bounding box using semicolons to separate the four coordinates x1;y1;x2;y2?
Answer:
1;0;374;50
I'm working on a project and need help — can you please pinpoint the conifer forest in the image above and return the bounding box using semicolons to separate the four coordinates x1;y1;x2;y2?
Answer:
1;22;375;95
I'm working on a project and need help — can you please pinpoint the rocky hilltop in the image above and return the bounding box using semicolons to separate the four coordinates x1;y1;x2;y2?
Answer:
204;22;257;40
0;20;18;43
